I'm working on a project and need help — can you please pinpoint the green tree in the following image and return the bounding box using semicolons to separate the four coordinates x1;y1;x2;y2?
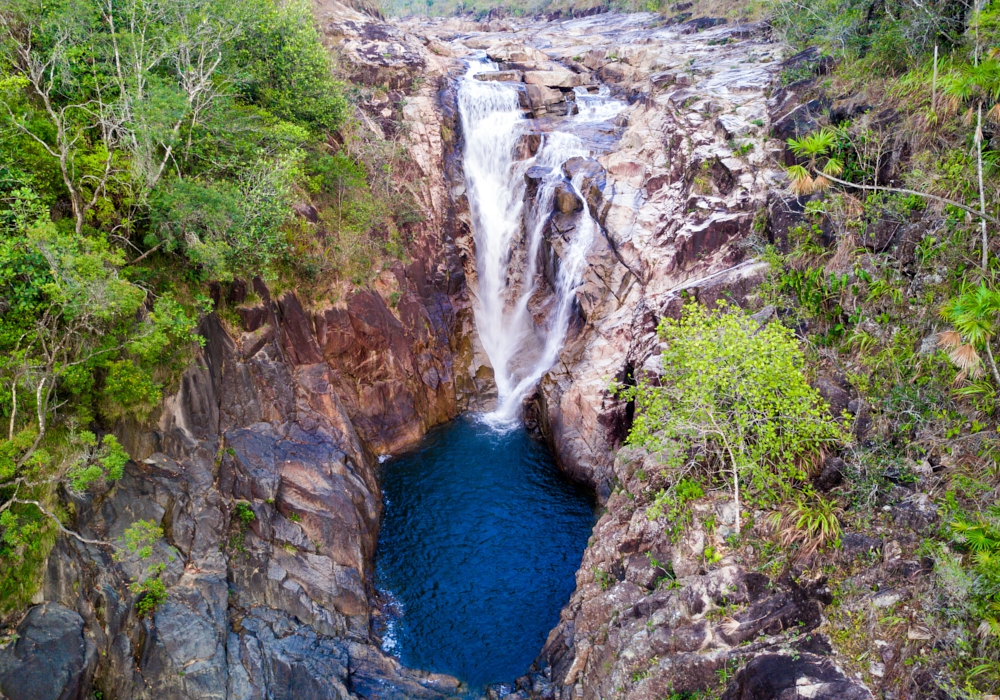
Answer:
0;197;197;608
625;302;848;529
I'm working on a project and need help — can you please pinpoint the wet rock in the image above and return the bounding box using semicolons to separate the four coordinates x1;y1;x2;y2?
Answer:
554;182;584;214
0;603;95;700
475;70;523;82
721;652;872;700
524;166;551;199
514;132;542;160
522;84;573;117
561;157;608;223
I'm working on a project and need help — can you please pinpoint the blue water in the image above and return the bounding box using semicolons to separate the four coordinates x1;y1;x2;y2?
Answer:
374;415;596;693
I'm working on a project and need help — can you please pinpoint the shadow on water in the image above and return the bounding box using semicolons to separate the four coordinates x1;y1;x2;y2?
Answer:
374;414;597;695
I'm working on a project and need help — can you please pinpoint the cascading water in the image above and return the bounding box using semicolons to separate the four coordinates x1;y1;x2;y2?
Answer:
372;59;621;695
458;58;624;422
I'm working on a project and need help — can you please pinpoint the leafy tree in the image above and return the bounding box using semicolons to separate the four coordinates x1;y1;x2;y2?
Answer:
228;0;348;133
625;302;848;529
0;199;197;608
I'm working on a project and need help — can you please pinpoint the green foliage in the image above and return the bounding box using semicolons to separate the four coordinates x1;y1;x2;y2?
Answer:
117;520;169;616
626;302;848;507
229;0;348;132
768;0;962;68
942;283;1000;349
131;572;168;618
118;520;164;561
769;495;843;555
948;515;1000;640
0;503;53;613
65;433;129;492
940;282;1000;383
647;477;704;540
148;156;299;280
234;501;256;526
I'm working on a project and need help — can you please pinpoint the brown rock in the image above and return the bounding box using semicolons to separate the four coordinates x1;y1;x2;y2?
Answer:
554;182;583;214
474;70;523;82
524;70;587;89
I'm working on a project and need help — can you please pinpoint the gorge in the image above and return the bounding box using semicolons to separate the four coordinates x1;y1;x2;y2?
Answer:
0;0;991;699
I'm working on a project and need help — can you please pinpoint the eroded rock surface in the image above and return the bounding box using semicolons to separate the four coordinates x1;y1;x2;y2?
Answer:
10;3;481;697
508;449;872;700
6;7;869;700
399;12;872;700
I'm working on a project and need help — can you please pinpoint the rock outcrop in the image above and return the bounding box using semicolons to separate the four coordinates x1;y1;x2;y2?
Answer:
405;12;782;495
405;12;872;700
0;4;479;698
509;449;872;700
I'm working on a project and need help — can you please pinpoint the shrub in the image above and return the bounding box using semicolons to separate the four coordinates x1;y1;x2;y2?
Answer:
768;495;844;555
626;302;848;524
132;574;168;618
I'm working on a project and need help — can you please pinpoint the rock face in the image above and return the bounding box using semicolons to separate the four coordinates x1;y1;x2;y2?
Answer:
0;604;95;700
14;3;481;698
404;11;873;700
511;450;872;700
36;308;468;700
404;12;784;496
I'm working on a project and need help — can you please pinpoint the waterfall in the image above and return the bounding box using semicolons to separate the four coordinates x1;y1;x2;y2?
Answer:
458;57;623;423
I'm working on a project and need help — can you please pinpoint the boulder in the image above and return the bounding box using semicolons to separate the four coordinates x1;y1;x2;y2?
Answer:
514;132;542;160
524;70;588;89
521;84;576;117
771;99;825;142
813;376;851;417
554;182;583;214
0;604;95;700
813;456;846;492
721;652;872;700
474;70;523;82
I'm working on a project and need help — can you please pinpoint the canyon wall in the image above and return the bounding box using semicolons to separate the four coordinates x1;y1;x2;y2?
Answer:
404;12;876;700
0;6;481;698
0;6;877;700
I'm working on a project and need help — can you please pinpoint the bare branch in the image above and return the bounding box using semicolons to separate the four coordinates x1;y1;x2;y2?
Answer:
11;498;109;547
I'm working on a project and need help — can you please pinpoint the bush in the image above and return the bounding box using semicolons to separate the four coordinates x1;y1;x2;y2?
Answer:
625;302;848;517
229;0;348;133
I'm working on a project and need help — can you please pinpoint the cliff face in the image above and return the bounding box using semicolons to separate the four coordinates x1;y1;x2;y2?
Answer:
398;12;875;700
0;5;482;698
0;7;878;700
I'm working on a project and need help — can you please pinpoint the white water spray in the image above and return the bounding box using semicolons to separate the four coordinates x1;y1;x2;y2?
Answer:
458;58;623;424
